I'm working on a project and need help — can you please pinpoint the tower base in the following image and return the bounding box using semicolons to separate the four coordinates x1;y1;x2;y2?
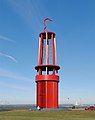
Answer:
36;74;59;109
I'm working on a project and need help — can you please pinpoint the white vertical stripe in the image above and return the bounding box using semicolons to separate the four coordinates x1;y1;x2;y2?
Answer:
38;37;41;64
54;38;58;64
46;32;48;64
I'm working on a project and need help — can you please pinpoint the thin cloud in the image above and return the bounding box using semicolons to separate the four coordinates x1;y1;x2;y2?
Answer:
0;35;15;42
8;0;43;33
0;69;32;81
0;81;31;92
0;52;17;63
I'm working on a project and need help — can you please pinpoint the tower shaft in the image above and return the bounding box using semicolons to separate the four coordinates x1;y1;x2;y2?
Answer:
35;32;60;109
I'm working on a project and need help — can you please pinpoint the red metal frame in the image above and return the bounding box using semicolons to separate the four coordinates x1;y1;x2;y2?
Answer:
35;31;60;109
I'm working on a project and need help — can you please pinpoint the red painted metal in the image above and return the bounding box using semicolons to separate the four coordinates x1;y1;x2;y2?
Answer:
44;18;53;31
35;22;60;109
85;106;95;110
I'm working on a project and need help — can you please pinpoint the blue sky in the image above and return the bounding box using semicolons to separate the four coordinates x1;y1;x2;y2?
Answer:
0;0;95;104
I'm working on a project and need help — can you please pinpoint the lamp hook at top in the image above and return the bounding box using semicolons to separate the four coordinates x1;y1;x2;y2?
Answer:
44;18;53;32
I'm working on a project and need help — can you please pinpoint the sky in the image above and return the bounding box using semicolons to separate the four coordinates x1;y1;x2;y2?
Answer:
0;0;95;105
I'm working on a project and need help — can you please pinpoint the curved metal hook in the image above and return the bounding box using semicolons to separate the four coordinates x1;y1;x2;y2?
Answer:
44;18;53;32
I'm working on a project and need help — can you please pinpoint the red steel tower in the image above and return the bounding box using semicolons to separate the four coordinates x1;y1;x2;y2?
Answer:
35;18;60;109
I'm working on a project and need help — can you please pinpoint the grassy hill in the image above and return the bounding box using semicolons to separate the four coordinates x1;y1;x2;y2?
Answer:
0;110;95;120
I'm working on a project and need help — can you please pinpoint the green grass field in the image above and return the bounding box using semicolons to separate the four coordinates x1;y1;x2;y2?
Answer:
0;110;95;120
